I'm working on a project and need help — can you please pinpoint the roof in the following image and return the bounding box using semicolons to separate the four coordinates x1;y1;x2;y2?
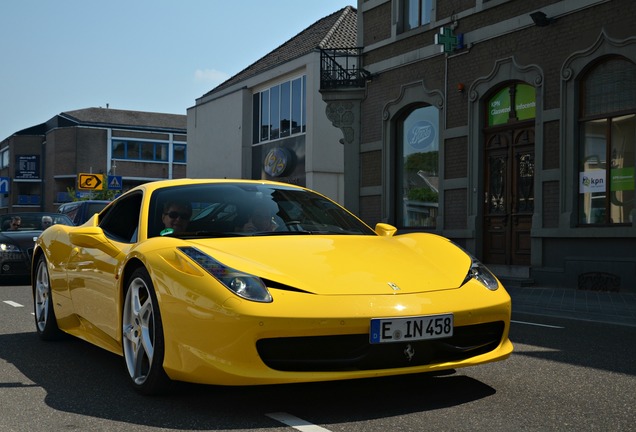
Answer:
59;107;187;132
203;5;357;97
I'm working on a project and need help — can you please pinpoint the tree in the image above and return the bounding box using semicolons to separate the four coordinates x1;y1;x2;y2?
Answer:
66;187;117;201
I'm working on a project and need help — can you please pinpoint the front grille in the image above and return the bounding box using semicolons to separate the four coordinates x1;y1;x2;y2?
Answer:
256;321;505;372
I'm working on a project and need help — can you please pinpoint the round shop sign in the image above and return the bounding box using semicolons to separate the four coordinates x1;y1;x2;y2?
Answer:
264;148;291;177
407;120;436;151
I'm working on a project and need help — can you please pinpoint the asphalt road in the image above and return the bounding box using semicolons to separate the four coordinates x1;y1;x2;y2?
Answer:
1;283;634;432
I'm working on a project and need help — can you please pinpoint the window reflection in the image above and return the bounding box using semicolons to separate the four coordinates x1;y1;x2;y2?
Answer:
399;106;439;228
578;57;636;225
252;76;306;144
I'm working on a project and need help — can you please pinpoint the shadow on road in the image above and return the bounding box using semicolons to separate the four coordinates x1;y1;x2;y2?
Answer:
0;331;496;429
510;313;636;376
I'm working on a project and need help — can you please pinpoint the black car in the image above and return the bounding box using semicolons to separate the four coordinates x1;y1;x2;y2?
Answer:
0;212;73;281
58;200;110;225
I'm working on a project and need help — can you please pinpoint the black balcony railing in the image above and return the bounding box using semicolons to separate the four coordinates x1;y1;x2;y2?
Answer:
320;48;370;90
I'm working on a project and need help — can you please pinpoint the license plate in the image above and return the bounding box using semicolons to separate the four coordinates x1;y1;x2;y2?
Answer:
369;313;453;344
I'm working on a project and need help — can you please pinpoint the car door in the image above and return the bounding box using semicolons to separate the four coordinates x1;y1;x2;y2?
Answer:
67;192;142;341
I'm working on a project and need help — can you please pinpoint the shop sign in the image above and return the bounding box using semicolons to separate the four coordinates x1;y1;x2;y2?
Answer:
407;120;436;151
579;170;606;193
263;148;293;177
515;84;536;120
611;167;635;191
0;177;9;193
15;155;40;179
488;84;536;126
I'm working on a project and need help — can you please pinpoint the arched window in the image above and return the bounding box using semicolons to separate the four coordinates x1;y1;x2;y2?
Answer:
396;105;439;228
578;57;636;225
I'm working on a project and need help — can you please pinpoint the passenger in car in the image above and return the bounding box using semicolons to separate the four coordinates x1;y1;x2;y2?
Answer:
242;200;278;232
41;215;53;230
9;216;21;230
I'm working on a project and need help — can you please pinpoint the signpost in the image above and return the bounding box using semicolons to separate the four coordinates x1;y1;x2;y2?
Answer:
77;173;104;190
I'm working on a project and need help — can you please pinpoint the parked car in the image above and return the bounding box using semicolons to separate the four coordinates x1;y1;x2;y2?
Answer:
58;200;110;225
0;212;73;282
32;179;513;395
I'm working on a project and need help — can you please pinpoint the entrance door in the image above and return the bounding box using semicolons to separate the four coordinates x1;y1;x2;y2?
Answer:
483;126;534;265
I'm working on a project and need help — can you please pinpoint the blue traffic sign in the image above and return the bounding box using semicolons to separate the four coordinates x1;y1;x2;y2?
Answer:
108;175;122;190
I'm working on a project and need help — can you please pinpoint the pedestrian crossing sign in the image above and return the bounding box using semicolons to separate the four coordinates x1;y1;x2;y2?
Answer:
108;175;122;190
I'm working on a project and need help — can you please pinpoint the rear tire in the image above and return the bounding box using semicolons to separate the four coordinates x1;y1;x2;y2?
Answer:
33;255;62;340
122;267;170;395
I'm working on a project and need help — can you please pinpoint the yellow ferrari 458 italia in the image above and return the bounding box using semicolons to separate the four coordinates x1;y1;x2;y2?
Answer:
33;179;513;394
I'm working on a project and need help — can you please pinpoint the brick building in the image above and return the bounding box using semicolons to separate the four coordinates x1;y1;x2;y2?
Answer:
322;0;636;291
0;107;186;212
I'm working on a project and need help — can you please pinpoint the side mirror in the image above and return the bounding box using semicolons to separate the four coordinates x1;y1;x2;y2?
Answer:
375;223;397;237
69;226;121;257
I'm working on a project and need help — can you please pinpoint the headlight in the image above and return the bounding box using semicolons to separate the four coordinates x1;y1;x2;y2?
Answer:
178;247;273;303
464;258;499;291
0;243;20;252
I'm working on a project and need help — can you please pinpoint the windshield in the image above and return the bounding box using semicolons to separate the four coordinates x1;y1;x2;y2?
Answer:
0;213;73;232
148;183;375;238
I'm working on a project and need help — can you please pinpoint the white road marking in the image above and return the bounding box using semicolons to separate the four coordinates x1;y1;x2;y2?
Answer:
511;319;564;329
266;412;333;432
3;300;24;308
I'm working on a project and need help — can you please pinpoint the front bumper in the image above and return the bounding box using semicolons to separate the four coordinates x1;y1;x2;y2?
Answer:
159;280;513;386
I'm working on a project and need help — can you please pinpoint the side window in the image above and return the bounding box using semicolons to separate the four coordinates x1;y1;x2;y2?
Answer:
99;192;142;243
60;203;79;224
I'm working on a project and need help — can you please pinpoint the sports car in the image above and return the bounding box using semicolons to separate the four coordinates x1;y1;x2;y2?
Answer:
33;179;513;394
0;212;73;282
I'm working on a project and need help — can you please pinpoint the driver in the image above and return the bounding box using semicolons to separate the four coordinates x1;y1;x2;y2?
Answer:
161;201;192;234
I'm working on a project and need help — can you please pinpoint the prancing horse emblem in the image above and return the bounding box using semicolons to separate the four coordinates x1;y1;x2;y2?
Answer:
404;344;415;361
388;282;400;291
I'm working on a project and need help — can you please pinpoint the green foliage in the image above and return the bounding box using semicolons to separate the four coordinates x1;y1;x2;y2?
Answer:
408;187;438;203
66;187;117;201
405;151;438;174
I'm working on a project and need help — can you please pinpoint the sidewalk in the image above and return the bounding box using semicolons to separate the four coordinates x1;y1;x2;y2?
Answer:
506;285;636;327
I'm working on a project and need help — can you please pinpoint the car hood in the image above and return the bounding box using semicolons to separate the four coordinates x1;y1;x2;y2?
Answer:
0;230;41;249
185;233;471;295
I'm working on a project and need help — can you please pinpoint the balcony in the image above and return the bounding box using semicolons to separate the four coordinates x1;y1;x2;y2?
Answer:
320;48;370;90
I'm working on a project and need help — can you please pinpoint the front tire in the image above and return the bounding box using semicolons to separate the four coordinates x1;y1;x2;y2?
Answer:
33;255;62;340
122;267;170;395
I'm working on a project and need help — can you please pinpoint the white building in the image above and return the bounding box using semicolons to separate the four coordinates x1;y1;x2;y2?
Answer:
187;6;357;203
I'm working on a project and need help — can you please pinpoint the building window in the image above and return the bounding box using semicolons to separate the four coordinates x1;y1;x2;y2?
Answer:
397;105;439;228
0;149;8;168
112;139;185;163
578;57;636;225
173;143;187;163
402;0;432;32
253;75;306;144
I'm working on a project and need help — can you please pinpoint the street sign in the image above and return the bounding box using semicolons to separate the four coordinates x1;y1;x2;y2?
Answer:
108;175;122;190
78;173;104;190
0;177;9;194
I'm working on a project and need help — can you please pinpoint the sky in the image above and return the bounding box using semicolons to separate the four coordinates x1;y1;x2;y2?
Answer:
0;0;355;141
